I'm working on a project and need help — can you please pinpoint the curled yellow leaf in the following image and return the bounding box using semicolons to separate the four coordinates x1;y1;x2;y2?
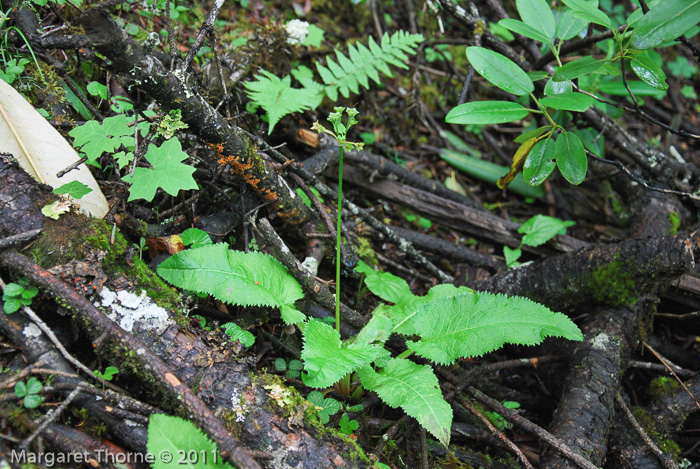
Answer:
497;137;538;189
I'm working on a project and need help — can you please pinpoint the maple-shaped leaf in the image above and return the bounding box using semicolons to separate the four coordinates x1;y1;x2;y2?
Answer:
52;180;92;200
69;114;134;166
122;137;198;202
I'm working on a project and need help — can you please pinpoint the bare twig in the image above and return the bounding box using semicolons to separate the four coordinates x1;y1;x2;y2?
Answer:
615;393;681;469
468;387;599;469
588;151;700;201
644;342;700;411
179;0;224;74
457;395;535;469
20;387;81;448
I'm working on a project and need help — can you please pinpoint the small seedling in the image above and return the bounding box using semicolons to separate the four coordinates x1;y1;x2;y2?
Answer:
504;214;575;268
221;322;255;347
275;358;304;379
133;237;148;260
93;366;119;381
3;278;38;314
485;400;520;431
307;390;340;424
338;413;359;436
15;377;43;409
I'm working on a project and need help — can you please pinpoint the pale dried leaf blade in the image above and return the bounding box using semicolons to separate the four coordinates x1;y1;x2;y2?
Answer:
0;80;108;218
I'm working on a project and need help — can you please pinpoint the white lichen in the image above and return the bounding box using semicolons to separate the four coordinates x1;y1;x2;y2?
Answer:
301;256;319;276
98;287;173;333
23;324;42;338
230;388;250;422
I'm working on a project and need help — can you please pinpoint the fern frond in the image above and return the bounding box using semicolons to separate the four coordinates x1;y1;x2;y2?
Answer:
243;31;424;133
318;31;425;100
243;70;323;133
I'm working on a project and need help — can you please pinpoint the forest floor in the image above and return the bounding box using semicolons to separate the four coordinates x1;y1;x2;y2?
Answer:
0;0;700;468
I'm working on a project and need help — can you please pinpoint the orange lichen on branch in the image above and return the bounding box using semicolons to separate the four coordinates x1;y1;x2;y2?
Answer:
207;142;308;225
209;143;280;202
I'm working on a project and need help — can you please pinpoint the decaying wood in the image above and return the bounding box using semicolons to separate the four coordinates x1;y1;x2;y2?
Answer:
0;160;365;467
478;235;695;311
539;302;653;468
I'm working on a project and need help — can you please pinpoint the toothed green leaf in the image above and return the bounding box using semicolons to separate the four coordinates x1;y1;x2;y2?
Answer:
405;292;583;365
157;244;305;324
301;319;382;388
358;358;453;446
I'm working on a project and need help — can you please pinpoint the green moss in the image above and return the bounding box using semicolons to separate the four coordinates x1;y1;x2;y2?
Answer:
29;215;180;312
590;255;638;306
632;407;681;460
85;219;181;310
650;376;680;398
667;212;680;235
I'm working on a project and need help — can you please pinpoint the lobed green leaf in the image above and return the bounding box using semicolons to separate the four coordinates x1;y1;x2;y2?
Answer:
121;138;198;203
243;71;323;134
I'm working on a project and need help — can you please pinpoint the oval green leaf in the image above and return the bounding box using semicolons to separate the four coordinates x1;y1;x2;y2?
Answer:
524;138;556;186
445;101;530;125
440;149;545;198
516;0;556;41
553;56;607;81
544;78;573;96
556;6;590;40
562;0;611;27
539;91;594;111
597;80;667;98
466;47;534;96
571;9;611;27
631;0;700;50
514;125;552;143
555;132;587;185
630;56;668;90
499;18;552;44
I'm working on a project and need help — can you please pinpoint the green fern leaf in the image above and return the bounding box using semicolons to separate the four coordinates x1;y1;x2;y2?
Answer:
319;31;424;99
157;244;305;324
243;70;323;134
406;292;583;365
244;32;423;131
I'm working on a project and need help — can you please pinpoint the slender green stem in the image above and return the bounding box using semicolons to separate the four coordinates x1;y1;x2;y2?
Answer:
335;146;344;334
